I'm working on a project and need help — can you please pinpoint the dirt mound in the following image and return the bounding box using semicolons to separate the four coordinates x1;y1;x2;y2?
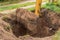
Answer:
0;8;60;40
0;16;18;40
0;26;18;40
2;8;38;37
2;8;60;37
0;13;5;17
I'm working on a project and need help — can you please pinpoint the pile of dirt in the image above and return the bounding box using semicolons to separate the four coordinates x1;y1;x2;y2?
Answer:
0;13;5;17
0;26;18;40
0;8;60;40
0;15;18;40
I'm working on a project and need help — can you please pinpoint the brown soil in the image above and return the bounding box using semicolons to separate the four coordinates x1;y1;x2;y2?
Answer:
0;8;60;40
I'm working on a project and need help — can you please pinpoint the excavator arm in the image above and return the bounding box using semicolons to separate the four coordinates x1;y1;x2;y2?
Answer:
35;0;42;16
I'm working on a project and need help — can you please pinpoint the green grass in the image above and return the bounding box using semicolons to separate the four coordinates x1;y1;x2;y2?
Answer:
0;0;23;6
0;2;35;11
27;7;35;11
53;30;60;40
27;3;60;13
57;0;60;5
42;3;60;13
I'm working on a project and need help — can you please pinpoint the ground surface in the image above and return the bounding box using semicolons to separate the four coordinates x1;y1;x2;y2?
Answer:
0;8;60;40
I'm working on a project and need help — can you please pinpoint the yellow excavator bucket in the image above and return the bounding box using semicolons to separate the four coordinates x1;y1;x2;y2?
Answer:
35;0;42;16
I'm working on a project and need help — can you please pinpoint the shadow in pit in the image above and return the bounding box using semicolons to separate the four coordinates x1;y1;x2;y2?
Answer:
2;18;28;37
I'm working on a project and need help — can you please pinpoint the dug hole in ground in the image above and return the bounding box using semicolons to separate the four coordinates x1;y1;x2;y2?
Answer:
0;8;60;40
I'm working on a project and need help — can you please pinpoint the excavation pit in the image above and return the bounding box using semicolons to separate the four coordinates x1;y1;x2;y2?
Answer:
0;8;60;40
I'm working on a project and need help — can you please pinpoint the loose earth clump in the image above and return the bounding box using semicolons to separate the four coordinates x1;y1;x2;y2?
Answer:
0;8;60;40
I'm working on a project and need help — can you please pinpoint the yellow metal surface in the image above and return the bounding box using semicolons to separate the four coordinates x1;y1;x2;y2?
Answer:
35;0;42;16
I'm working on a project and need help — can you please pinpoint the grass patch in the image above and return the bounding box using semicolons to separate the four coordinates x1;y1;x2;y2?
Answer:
53;30;60;40
27;7;35;11
0;0;23;6
27;3;60;13
42;3;60;13
0;2;35;11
